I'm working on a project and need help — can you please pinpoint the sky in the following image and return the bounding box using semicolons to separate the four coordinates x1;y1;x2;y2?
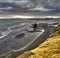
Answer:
0;0;60;18
0;0;28;2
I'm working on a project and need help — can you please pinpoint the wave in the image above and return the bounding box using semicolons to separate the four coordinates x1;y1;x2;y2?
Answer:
8;23;29;30
0;23;29;38
0;31;10;38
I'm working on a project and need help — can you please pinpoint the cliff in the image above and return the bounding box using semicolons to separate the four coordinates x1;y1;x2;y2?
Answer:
17;24;60;58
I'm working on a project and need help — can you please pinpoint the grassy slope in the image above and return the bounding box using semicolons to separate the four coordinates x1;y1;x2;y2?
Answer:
17;25;60;58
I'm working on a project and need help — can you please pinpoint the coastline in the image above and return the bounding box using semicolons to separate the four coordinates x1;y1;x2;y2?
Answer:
0;23;50;58
17;24;60;58
0;19;59;58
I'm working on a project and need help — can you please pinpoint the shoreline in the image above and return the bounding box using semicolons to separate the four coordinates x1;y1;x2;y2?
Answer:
0;24;50;58
17;25;60;58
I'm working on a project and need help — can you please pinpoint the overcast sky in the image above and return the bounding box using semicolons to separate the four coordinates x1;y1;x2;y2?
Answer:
0;0;29;2
0;0;60;16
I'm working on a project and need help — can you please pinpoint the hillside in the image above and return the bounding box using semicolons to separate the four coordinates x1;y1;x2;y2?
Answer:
17;24;60;58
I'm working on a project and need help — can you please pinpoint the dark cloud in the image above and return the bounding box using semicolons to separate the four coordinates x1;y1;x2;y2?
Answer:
0;0;60;14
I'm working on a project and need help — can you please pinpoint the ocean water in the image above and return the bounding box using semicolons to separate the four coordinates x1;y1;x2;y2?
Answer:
0;18;59;55
0;19;58;30
0;18;58;37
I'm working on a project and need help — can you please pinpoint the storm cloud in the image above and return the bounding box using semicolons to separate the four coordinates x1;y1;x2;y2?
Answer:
0;0;60;14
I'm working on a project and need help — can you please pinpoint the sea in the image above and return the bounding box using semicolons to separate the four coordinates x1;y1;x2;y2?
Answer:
0;18;59;37
0;18;60;56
